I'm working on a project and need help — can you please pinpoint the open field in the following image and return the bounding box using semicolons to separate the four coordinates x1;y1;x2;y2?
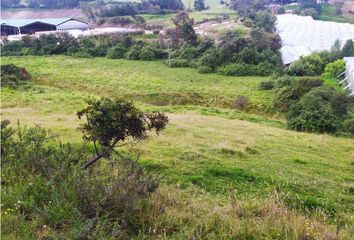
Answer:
1;56;354;238
141;8;237;28
318;4;354;24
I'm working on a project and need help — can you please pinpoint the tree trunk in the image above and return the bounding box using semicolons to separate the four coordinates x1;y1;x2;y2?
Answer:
81;154;103;169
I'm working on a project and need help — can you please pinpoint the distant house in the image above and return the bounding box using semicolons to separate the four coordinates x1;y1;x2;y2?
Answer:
0;18;89;36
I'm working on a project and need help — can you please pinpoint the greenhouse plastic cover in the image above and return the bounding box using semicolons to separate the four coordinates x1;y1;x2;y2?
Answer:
276;14;354;65
344;57;354;95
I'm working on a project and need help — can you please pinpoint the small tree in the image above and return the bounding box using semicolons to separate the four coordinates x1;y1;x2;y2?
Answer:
342;40;354;57
171;11;197;46
323;59;345;78
77;97;168;169
194;0;206;11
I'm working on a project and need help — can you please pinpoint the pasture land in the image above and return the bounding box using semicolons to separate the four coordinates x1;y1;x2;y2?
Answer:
318;4;354;24
2;55;354;238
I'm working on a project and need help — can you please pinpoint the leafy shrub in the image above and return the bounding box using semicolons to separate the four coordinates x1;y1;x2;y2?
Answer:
126;44;143;60
0;40;26;56
139;46;156;61
342;39;354;57
323;60;345;78
198;66;213;74
300;8;319;18
278;7;285;14
77;97;168;169
68;49;93;58
343;118;354;135
253;62;274;76
166;59;190;68
258;81;274;90
177;44;199;60
107;44;126;59
199;48;222;69
90;45;108;57
273;78;323;112
1;64;32;87
288;54;325;76
286;87;340;133
1;122;160;238
218;63;251;76
274;75;294;88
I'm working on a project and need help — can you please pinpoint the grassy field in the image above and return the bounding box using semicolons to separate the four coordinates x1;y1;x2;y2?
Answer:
2;55;354;238
318;4;354;24
283;3;354;24
141;8;237;28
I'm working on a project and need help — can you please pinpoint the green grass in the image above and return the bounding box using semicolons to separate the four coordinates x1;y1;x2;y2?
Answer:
318;4;354;24
2;55;354;238
1;56;271;111
141;8;237;27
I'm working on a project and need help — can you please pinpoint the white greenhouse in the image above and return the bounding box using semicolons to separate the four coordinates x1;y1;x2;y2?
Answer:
276;14;354;65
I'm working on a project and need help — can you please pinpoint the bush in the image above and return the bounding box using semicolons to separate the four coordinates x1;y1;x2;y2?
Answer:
1;64;32;87
198;66;213;74
90;45;108;57
253;62;274;76
343;118;354;135
139;46;156;61
286;87;340;133
1;122;159;238
68;49;93;58
288;54;325;76
107;44;126;59
126;44;143;60
178;45;199;60
273;78;323;112
323;60;345;78
342;39;354;57
199;49;222;69
218;63;251;76
166;59;190;68
258;81;275;90
274;75;294;89
277;7;285;14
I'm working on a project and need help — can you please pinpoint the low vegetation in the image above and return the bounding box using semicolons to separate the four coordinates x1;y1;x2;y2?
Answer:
1;64;32;88
1;53;354;239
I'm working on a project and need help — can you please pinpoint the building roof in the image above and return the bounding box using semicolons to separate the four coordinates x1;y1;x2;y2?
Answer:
276;14;354;65
0;18;84;28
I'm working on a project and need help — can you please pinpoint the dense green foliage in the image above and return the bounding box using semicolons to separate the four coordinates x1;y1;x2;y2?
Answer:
323;59;346;78
271;76;354;134
1;33;168;62
1;120;161;238
1;64;32;87
77;97;168;168
287;48;345;77
342;39;354;57
165;7;281;76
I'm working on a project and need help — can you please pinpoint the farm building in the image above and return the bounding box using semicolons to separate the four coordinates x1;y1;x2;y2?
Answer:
276;14;354;65
0;18;88;36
